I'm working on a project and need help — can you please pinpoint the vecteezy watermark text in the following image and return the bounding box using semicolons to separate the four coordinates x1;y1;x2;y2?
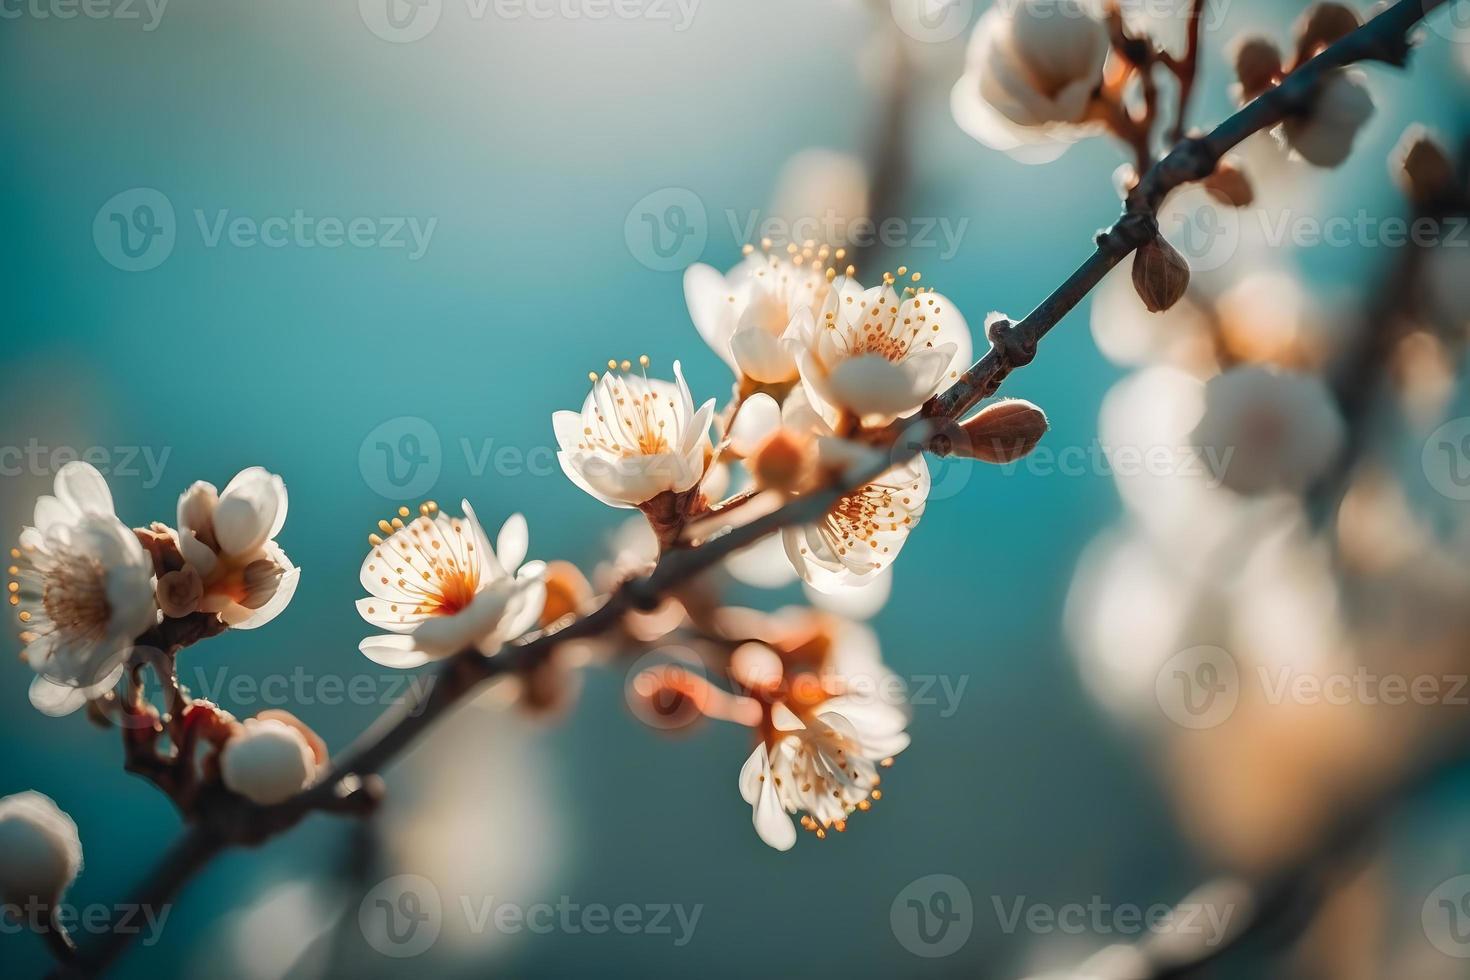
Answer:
0;442;170;488
94;188;436;272
357;875;701;958
1;900;170;946
0;0;167;29
991;895;1236;947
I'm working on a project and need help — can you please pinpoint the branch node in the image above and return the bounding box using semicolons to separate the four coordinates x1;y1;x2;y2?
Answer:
987;316;1036;369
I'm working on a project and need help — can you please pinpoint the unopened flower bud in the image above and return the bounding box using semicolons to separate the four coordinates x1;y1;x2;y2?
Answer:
1393;127;1457;206
0;792;82;908
1233;36;1283;102
156;566;203;618
1131;234;1191;313
751;429;815;493
1294;3;1361;63
956;399;1050;464
539;560;593;628
1203;158;1255;208
220;716;320;805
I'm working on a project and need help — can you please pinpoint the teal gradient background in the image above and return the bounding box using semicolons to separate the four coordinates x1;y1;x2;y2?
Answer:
3;0;1468;975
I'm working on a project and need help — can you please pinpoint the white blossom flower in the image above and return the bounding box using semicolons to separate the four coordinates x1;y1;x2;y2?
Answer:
177;467;299;629
553;358;715;508
785;272;972;425
1280;69;1374;168
684;243;843;385
357;501;546;669
1191;365;1345;495
220;717;319;805
728;386;932;593
736;622;910;849
10;462;156;716
781;454;929;594
0;791;82;907
740;690;911;852
951;0;1110;163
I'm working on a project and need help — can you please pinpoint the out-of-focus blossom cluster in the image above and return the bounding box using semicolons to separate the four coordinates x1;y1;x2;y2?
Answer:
1068;119;1470;877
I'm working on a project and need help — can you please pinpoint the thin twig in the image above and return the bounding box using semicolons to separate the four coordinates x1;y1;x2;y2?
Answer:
62;0;1451;972
1164;0;1207;144
931;0;1446;423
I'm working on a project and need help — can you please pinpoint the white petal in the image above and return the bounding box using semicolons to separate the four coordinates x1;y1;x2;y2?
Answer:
826;354;935;418
229;564;300;630
739;743;768;805
805;567;892;620
213;476;279;558
728;393;782;458
497;513;529;573
684;263;739;371
54;461;114;518
731;321;797;384
557;452;637;509
359;634;432;670
29;675;90;717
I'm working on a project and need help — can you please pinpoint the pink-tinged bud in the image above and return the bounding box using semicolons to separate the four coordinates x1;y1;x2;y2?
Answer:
957;399;1050;463
1203;158;1255;208
1232;36;1283;102
1393;128;1457;206
1132;235;1192;313
751;429;815;493
1294;3;1361;63
0;792;82;908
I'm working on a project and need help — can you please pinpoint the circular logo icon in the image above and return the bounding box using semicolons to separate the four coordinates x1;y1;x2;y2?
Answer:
359;0;442;42
1155;645;1239;730
890;874;973;958
1422;417;1470;501
1424;0;1470;45
1423;874;1470;958
624;188;707;272
890;0;972;43
359;416;442;500
1157;192;1239;273
94;188;176;272
624;646;708;731
359;874;442;958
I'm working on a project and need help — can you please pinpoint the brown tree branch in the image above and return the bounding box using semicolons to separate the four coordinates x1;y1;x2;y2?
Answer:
930;0;1448;423
59;0;1451;973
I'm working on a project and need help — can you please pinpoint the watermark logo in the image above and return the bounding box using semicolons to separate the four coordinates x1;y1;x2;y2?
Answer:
1155;645;1238;729
891;874;973;958
359;874;443;958
1424;0;1470;45
1161;198;1239;273
359;416;443;500
1423;417;1470;501
359;0;442;41
890;0;972;43
625;188;707;272
1423;875;1470;958
94;188;176;272
625;647;708;731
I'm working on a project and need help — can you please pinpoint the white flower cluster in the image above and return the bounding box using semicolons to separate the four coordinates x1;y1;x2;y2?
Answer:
10;462;298;717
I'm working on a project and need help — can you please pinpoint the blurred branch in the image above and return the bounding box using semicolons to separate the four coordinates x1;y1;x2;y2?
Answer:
850;2;915;274
1065;732;1470;979
59;0;1452;973
1161;0;1207;145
